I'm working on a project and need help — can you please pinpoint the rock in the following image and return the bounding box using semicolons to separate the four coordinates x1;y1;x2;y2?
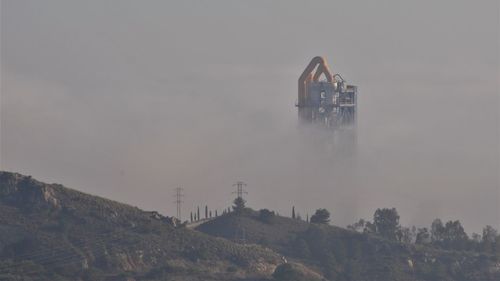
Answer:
0;172;60;209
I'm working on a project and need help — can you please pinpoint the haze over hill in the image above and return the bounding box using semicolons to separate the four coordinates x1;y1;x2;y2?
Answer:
0;172;498;281
1;0;498;235
0;171;284;281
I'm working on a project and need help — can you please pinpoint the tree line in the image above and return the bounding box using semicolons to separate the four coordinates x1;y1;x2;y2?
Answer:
345;208;499;253
189;196;499;255
264;205;499;254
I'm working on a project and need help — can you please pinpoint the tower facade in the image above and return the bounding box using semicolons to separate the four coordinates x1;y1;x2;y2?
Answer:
297;56;357;133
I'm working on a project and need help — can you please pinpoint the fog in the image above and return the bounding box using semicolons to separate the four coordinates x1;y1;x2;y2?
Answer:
1;0;498;233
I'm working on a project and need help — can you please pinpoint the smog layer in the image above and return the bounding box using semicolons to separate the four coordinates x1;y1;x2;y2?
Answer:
1;0;498;233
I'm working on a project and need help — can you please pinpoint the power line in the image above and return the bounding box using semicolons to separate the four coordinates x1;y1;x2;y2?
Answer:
232;181;247;199
173;187;184;221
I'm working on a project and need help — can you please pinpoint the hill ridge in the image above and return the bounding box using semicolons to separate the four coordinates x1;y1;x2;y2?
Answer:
0;171;284;281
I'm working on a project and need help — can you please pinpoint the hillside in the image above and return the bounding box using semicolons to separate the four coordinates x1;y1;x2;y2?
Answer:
197;209;500;281
0;172;283;281
1;171;498;281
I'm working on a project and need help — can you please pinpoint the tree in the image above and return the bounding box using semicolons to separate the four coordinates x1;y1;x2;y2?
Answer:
481;225;498;253
197;206;200;222
232;197;246;213
416;227;431;244
411;226;417;241
398;227;413;243
347;219;366;233
495;236;500;255
215;210;218;217
442;220;468;249
482;225;498;243
190;212;193;223
310;208;330;224
373;208;400;240
472;233;481;242
205;205;208;219
259;209;275;223
431;219;445;242
292;206;296;219
363;221;376;234
472;232;482;249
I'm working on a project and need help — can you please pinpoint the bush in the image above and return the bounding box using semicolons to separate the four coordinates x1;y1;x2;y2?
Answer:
273;263;322;281
259;209;275;223
232;197;246;214
373;208;400;241
273;264;303;281
310;209;330;224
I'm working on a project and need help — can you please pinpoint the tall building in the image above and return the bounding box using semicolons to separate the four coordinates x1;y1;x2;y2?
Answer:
297;56;357;134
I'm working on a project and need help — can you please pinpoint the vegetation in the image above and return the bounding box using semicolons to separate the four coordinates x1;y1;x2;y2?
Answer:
232;197;246;213
0;172;280;281
1;171;499;281
198;206;500;281
373;208;400;240
259;209;276;223
273;263;301;281
347;209;500;255
310;208;330;224
273;263;323;281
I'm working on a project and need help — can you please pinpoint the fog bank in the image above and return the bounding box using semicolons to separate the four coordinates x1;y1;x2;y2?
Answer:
1;0;498;233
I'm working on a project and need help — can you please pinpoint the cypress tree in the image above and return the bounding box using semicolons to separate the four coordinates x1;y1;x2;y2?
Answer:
190;212;193;222
292;206;296;219
205;205;208;219
197;206;200;221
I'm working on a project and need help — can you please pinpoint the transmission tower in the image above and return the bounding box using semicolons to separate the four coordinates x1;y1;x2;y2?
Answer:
232;181;248;199
173;187;184;221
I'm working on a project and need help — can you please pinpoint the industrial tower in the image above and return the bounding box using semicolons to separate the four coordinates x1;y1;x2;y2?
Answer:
297;56;357;133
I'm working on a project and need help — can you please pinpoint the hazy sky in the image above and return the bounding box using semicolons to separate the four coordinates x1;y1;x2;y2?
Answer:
1;0;499;233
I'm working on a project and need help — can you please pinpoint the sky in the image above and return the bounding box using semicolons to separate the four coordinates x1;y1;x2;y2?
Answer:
1;0;499;233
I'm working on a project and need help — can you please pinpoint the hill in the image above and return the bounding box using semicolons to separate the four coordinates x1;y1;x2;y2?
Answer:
1;171;498;281
0;172;283;281
196;208;500;281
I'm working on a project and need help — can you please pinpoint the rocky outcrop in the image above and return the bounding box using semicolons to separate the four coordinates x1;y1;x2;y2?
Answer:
0;171;60;209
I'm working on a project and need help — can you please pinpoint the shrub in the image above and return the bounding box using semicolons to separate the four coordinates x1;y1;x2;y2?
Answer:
258;209;275;223
273;264;302;281
310;209;330;224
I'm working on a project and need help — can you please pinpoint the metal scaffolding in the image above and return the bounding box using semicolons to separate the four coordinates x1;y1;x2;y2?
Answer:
297;56;357;133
